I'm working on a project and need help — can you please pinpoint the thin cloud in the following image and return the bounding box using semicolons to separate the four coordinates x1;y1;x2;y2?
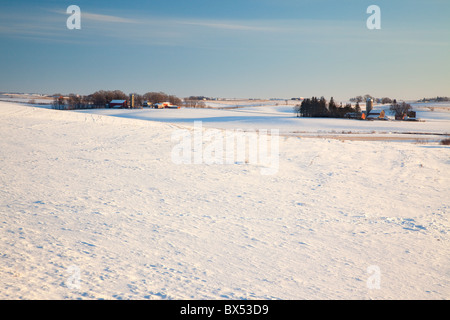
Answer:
81;12;141;24
175;20;284;32
3;8;447;49
47;9;142;24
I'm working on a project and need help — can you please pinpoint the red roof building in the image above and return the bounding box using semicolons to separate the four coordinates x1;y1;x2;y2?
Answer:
109;100;128;108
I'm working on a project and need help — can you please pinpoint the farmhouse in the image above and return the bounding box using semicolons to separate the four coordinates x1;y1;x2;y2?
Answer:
153;103;166;109
154;102;180;109
367;110;386;120
406;111;417;121
344;112;363;119
395;111;417;121
109;100;128;108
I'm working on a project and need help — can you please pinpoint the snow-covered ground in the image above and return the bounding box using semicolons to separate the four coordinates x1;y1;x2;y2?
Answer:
0;93;53;105
0;101;449;300
71;100;450;141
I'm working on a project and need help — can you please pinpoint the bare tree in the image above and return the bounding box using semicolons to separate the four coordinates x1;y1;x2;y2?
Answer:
381;97;393;104
90;91;108;107
355;96;363;103
294;104;301;117
355;102;361;113
67;94;81;110
52;94;66;110
390;101;413;117
184;99;206;108
143;92;168;104
168;95;182;106
111;90;127;100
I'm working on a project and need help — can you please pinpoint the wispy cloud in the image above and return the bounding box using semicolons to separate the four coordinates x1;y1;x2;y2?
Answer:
81;12;141;24
1;8;448;49
174;19;283;32
0;8;289;46
50;8;281;31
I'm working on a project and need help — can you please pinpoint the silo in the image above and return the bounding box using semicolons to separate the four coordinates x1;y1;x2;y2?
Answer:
129;94;135;108
366;98;373;114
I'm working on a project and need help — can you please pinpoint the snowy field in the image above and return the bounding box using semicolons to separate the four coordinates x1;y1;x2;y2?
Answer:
0;93;53;105
71;100;450;142
0;100;449;300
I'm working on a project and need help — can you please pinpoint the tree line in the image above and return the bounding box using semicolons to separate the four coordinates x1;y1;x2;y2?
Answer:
296;96;415;119
52;90;184;110
295;97;361;118
417;96;450;102
349;94;394;105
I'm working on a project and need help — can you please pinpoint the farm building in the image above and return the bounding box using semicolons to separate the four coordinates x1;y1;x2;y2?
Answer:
109;100;128;108
366;110;388;120
407;111;417;120
366;98;374;114
154;102;180;109
344;112;364;119
153;103;166;109
396;111;417;121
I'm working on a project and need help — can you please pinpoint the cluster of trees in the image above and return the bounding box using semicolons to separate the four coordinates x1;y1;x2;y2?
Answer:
349;94;394;105
418;96;450;102
295;97;361;118
184;99;207;108
389;101;413;118
53;90;129;109
296;96;415;119
183;96;214;108
186;96;211;101
351;94;450;105
52;90;183;110
143;92;182;106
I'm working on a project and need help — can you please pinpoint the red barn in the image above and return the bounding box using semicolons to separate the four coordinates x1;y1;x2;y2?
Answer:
109;100;128;108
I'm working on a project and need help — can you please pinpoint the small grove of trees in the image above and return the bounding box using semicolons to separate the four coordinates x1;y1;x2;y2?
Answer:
143;92;182;106
350;94;374;103
380;97;393;104
52;94;67;110
53;90;129;109
184;99;206;108
349;94;394;105
183;96;208;108
186;96;211;101
295;97;361;118
389;101;413;118
90;90;128;107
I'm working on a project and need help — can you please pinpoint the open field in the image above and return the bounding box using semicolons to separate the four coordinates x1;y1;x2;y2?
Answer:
70;100;450;142
0;100;448;300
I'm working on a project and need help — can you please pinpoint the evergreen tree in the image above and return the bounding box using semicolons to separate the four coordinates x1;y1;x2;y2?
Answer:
317;96;328;117
355;102;361;113
300;98;311;117
328;97;337;117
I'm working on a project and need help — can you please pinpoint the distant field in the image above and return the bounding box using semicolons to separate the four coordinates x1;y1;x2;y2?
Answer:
72;100;450;142
2;95;449;142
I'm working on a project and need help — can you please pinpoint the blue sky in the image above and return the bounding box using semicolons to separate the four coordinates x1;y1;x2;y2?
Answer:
1;0;449;100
